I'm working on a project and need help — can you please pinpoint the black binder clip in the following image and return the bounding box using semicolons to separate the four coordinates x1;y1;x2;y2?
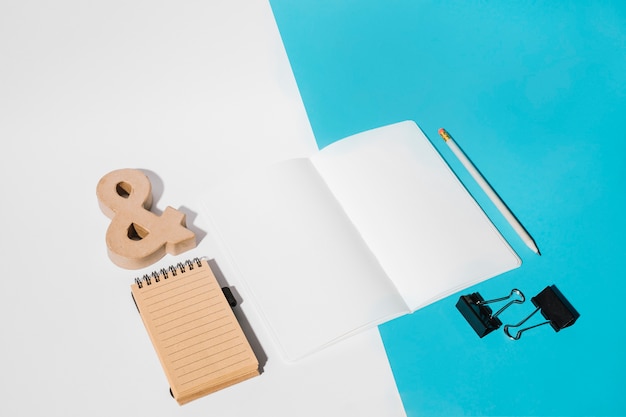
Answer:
456;289;525;337
504;285;580;340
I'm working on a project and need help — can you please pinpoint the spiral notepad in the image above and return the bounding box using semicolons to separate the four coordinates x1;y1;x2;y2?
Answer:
131;257;259;405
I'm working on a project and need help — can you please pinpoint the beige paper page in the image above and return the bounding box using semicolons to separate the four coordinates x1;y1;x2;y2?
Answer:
131;258;259;405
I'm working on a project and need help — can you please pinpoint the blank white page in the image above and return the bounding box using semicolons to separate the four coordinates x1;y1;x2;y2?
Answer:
204;158;408;361
311;121;521;311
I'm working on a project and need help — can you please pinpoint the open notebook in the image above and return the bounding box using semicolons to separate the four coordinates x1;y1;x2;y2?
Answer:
204;121;521;361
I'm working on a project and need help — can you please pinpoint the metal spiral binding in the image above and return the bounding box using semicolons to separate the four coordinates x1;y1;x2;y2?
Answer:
134;257;203;288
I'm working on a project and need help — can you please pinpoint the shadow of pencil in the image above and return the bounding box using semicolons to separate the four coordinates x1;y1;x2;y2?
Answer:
208;258;268;372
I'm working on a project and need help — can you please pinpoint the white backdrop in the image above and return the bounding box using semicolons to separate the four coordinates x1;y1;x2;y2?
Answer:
0;1;405;416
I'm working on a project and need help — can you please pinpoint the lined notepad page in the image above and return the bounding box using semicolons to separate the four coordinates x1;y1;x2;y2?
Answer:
131;258;259;405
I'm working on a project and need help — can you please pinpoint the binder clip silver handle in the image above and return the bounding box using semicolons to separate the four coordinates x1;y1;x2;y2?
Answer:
504;307;548;340
477;288;525;318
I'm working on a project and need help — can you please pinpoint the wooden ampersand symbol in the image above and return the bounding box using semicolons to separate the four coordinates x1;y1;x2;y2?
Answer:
96;169;197;269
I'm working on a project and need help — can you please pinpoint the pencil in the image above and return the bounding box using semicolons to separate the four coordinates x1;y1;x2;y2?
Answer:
438;128;540;255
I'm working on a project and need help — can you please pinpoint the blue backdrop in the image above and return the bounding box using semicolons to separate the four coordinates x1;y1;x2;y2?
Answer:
269;1;626;415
